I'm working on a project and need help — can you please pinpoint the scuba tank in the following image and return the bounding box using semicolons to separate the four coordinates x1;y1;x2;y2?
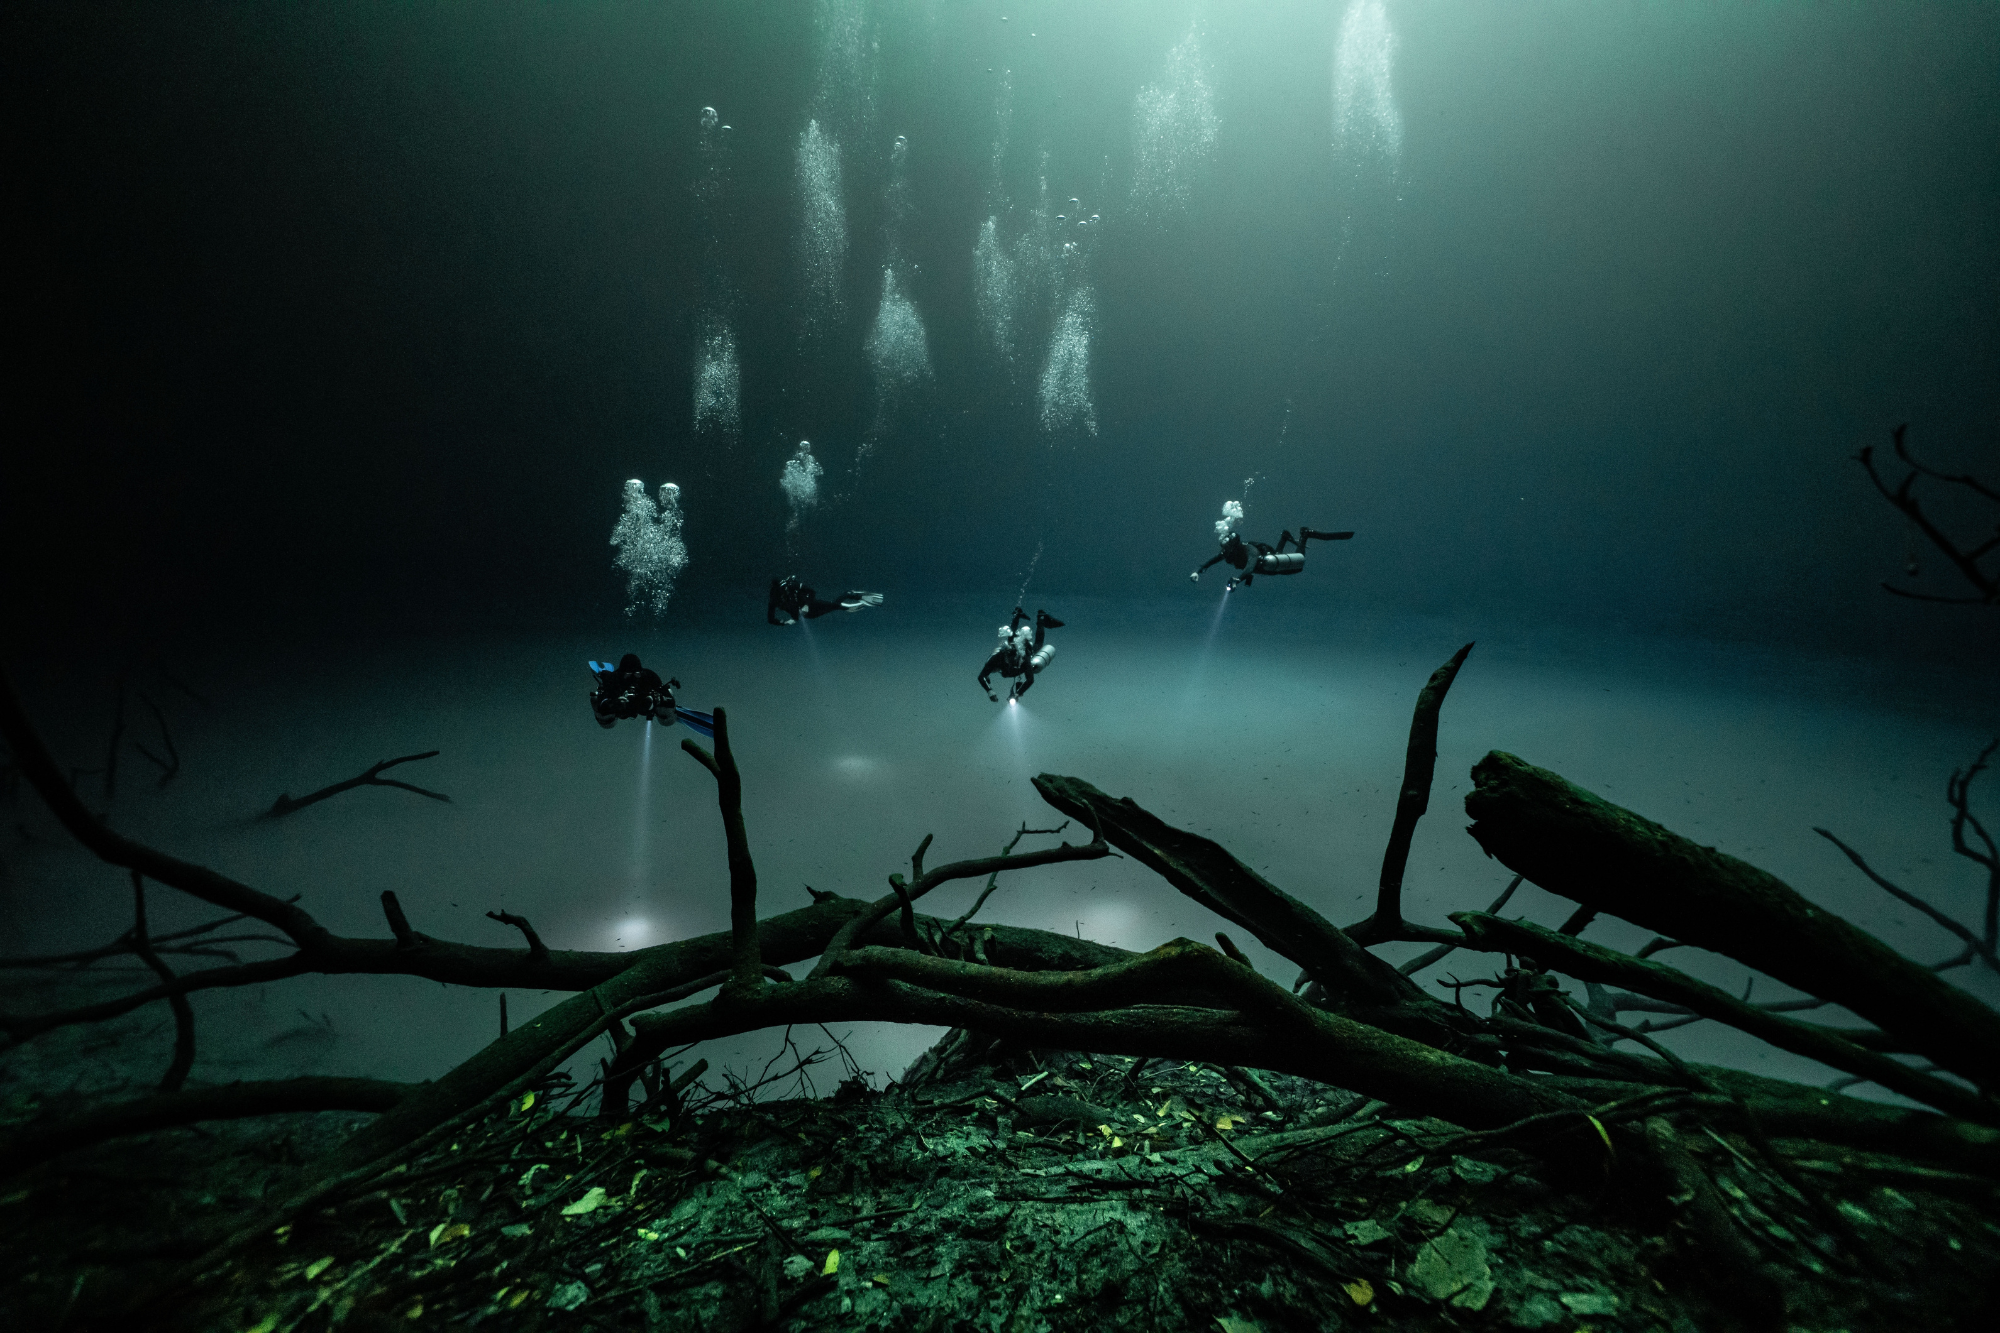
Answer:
1027;641;1056;672
1253;551;1305;576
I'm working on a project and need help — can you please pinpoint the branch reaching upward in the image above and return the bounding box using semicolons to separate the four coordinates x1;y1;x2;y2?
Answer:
1857;423;1999;605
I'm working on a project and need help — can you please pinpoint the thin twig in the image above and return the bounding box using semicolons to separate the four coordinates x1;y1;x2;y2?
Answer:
265;752;449;817
128;872;195;1093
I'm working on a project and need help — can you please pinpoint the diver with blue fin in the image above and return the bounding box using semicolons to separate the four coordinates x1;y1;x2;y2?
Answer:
979;607;1063;701
767;575;884;626
587;653;715;737
1191;499;1352;591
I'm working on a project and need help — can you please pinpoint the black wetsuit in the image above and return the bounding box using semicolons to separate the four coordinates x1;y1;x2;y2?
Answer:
590;654;678;728
767;576;884;625
978;608;1063;700
767;576;847;625
1193;527;1353;588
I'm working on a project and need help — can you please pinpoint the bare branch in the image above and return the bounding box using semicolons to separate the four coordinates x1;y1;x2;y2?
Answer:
682;706;760;993
265;751;448;817
1814;826;1998;974
1465;750;2000;1094
1353;642;1475;944
1857;426;1999;605
128;872;195;1092
486;911;549;961
1033;773;1476;1051
940;822;1072;944
0;1077;416;1174
1452;912;1996;1123
380;890;418;949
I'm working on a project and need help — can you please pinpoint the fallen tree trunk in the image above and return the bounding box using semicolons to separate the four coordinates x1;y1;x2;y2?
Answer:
1453;911;1998;1125
1032;774;1483;1052
0;1077;416;1173
1464;750;2000;1092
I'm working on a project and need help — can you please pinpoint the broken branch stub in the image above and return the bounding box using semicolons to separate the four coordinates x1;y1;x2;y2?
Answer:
1464;750;2000;1092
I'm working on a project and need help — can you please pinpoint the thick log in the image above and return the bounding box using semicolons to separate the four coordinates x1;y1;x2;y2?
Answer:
1453;912;1997;1124
625;958;1586;1135
1033;773;1484;1051
1465;751;2000;1092
0;1077;416;1174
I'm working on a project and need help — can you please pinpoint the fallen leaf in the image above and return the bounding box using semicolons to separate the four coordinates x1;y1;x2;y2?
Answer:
1586;1114;1615;1157
429;1222;469;1247
1215;1317;1263;1333
1215;1115;1247;1132
402;1300;423;1319
561;1186;609;1216
243;1318;280;1333
517;1092;535;1114
1343;1279;1374;1306
519;1164;548;1191
1343;1219;1391;1247
1408;1228;1493;1311
821;1249;840;1276
1111;1136;1124;1148
808;1166;824;1180
1560;1292;1619;1317
871;1274;892;1287
303;1256;335;1281
508;1289;534;1309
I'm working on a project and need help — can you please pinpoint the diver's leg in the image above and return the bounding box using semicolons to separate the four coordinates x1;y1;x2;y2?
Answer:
1035;609;1064;630
1013;669;1036;698
1301;527;1354;547
801;598;845;619
1276;530;1299;553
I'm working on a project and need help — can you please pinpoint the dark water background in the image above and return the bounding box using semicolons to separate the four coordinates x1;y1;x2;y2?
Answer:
2;2;1996;1094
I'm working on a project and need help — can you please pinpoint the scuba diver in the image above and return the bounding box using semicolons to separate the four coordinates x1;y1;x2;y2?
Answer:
767;575;885;626
587;654;715;737
978;608;1064;701
1191;509;1353;591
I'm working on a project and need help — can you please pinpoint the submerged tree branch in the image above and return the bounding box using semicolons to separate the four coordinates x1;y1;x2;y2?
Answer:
128;871;195;1093
1465;750;2000;1093
265;751;449;818
1351;642;1475;946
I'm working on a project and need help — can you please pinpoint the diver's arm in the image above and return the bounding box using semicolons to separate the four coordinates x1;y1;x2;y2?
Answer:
1192;551;1227;580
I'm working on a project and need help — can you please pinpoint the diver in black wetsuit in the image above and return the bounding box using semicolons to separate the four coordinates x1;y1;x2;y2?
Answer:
767;575;885;626
1191;526;1353;590
589;653;679;729
978;607;1064;701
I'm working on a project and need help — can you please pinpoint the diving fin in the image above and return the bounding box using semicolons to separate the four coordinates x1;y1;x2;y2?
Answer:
674;707;716;739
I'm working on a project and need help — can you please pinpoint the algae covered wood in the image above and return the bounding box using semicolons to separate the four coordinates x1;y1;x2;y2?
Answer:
1464;750;2000;1093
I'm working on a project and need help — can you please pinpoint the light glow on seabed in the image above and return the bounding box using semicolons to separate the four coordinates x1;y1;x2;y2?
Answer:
612;917;661;949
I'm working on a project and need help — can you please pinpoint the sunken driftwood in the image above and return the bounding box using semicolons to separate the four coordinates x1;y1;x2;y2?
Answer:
6;650;2000;1325
264;750;449;817
1464;750;2000;1097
